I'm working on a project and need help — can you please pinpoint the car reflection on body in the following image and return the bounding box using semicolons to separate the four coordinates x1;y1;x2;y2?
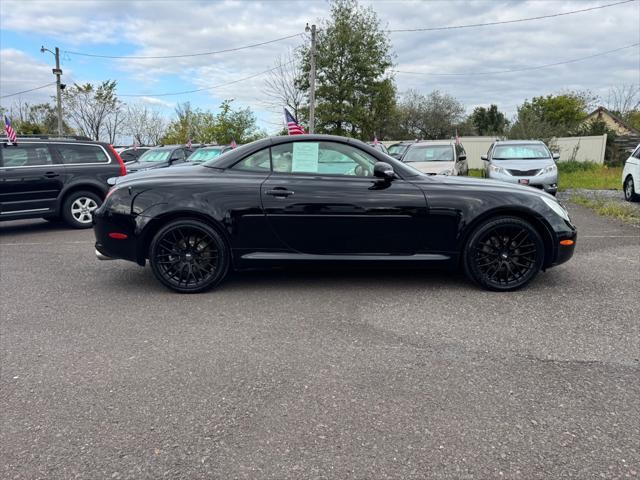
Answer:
94;134;576;293
171;145;233;168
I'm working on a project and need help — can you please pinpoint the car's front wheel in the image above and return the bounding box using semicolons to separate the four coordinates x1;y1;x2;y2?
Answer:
62;191;102;228
463;216;544;291
624;175;639;202
148;219;230;293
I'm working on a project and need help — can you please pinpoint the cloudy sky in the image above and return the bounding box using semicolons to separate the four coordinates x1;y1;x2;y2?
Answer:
1;0;638;133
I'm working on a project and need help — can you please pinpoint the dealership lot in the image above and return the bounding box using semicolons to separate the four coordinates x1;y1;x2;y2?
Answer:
1;203;638;479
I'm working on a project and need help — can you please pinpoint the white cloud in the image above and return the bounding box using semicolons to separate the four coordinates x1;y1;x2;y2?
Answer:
1;0;638;128
139;96;175;109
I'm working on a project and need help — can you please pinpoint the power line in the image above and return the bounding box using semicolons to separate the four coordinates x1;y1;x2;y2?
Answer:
119;60;296;97
64;33;303;60
388;0;635;32
0;82;57;99
393;43;639;76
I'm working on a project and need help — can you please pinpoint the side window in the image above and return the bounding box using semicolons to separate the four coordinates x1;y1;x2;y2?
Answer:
56;144;109;164
170;149;185;161
2;144;54;167
231;148;271;172
633;146;640;159
272;141;377;177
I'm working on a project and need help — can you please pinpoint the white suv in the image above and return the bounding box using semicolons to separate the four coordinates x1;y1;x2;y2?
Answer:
622;144;640;202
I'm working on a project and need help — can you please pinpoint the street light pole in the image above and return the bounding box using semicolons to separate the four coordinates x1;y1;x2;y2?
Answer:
41;46;64;137
306;23;317;134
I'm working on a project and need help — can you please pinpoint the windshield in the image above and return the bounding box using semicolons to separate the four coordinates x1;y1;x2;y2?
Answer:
493;144;551;160
137;149;172;163
388;144;408;155
403;145;453;163
188;148;224;163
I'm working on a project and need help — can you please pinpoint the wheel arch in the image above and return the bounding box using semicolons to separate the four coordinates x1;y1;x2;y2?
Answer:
136;209;232;267
458;206;556;268
57;182;108;214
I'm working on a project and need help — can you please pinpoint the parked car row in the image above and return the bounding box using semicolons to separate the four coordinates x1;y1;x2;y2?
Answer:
1;134;638;232
0;137;236;228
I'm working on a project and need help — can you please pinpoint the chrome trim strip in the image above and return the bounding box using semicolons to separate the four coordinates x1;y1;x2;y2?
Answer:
241;252;450;261
0;142;112;168
0;207;50;215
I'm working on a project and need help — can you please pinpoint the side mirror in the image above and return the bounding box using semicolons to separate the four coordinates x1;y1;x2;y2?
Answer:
373;162;395;180
552;153;560;161
481;155;488;161
457;154;467;161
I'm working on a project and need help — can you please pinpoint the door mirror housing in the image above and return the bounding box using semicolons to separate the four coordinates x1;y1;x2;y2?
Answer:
373;162;395;180
481;154;488;161
457;154;467;162
552;153;560;161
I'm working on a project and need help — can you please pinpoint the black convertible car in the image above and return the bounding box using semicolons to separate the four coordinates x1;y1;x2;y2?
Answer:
93;135;576;293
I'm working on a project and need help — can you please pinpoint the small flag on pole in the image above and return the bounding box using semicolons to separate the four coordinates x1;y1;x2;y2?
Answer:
284;108;305;135
186;138;192;149
373;136;379;145
4;116;17;144
230;139;237;148
455;129;461;145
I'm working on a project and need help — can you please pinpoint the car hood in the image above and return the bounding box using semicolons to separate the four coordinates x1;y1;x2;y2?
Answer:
405;161;455;174
114;165;216;186
491;158;554;170
126;161;167;172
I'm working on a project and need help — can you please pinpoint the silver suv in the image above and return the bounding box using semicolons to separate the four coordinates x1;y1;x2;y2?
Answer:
482;140;559;195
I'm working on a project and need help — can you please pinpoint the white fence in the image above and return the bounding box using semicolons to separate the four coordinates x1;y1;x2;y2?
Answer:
384;134;608;169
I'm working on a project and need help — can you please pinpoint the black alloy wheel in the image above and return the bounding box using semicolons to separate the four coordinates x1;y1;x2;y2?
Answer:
149;219;229;293
464;216;544;291
624;176;639;202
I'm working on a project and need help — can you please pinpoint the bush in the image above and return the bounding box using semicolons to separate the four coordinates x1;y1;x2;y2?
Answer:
557;161;600;173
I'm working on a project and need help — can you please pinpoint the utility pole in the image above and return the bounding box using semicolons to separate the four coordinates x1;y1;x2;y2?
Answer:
41;46;64;136
306;23;317;134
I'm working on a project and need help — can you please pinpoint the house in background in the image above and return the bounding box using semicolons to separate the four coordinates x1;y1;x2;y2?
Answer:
584;106;639;136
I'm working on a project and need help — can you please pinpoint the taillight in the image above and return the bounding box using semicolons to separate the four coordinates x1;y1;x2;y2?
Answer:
108;144;127;176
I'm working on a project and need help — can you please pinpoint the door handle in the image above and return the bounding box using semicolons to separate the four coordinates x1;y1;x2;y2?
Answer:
266;188;294;197
44;172;59;178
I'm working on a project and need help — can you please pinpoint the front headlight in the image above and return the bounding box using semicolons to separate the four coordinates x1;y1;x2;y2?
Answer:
539;164;557;175
489;164;507;175
541;196;570;222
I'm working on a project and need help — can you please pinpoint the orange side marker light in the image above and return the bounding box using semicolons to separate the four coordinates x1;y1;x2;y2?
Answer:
559;239;574;246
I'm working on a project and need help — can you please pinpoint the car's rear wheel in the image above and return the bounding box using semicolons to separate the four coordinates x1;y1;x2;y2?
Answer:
464;216;544;291
624;176;639;202
62;191;102;228
148;219;229;293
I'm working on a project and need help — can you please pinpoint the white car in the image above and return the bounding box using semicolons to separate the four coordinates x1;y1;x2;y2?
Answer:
622;144;640;202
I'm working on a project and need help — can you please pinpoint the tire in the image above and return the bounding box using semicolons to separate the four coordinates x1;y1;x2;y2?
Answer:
62;190;102;229
148;219;230;293
463;216;544;292
624;176;639;202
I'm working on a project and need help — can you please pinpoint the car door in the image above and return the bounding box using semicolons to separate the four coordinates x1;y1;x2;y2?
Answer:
0;142;63;218
260;140;428;255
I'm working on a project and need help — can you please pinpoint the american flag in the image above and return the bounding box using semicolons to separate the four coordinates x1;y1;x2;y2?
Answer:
373;136;379;145
455;129;461;145
230;139;237;148
186;138;192;149
284;108;305;135
4;116;17;143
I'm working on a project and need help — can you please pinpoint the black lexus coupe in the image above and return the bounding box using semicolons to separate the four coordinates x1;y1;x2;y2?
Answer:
93;135;576;293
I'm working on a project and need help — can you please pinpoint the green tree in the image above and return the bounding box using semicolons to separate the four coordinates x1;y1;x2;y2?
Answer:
509;91;594;139
162;100;263;145
470;104;508;136
392;90;465;140
297;0;395;139
61;81;121;140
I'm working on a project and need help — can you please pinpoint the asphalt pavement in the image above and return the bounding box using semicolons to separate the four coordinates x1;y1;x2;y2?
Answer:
1;203;639;479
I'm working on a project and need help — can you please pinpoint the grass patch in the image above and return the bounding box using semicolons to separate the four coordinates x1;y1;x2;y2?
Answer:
558;162;622;191
468;169;483;178
571;195;640;226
